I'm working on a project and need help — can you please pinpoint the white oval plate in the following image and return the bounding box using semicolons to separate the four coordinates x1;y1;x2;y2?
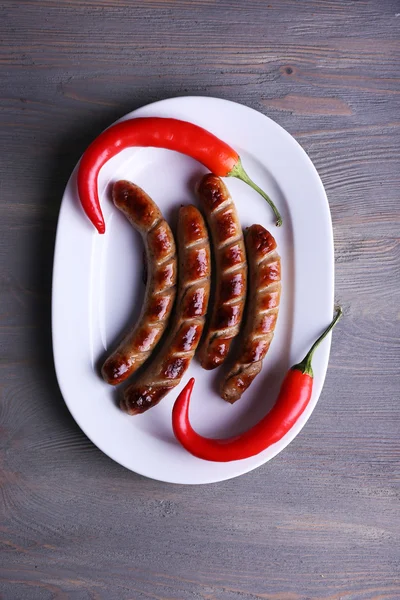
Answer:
52;96;334;484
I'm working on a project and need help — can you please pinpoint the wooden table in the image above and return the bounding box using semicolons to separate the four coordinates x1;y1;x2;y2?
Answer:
1;1;399;598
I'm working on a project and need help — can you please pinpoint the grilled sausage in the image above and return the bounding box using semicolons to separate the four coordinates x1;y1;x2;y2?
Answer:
101;181;177;385
122;205;211;415
220;224;281;403
196;174;247;370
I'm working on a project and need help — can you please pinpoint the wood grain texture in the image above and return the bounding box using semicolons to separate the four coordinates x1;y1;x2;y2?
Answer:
0;0;399;598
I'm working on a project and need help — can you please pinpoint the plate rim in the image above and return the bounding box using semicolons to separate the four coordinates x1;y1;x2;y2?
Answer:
52;95;334;484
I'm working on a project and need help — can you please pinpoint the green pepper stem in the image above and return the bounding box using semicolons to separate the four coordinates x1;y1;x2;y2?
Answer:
228;159;283;227
295;306;343;377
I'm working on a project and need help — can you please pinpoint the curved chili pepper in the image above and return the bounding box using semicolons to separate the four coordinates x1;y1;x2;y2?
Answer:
77;117;282;234
172;307;342;462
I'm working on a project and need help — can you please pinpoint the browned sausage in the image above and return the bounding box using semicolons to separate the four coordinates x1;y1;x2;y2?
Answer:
101;181;177;385
196;174;247;370
220;224;281;403
122;205;211;415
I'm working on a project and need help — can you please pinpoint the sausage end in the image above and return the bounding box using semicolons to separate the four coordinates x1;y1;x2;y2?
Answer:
220;362;262;403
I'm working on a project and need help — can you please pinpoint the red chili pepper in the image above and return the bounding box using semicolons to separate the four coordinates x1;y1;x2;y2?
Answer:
172;307;342;462
77;117;282;234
